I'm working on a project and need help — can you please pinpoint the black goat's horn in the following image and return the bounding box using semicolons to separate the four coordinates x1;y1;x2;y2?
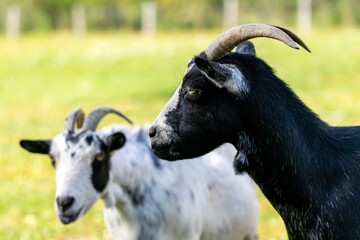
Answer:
65;108;85;131
82;107;133;131
204;23;311;61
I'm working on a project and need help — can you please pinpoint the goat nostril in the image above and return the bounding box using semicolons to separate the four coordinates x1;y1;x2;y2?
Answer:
149;126;157;138
57;196;75;211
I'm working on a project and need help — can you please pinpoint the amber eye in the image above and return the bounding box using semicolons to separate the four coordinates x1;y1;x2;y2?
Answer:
95;152;106;161
186;87;202;97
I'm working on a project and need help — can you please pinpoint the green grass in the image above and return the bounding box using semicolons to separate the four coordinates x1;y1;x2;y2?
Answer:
1;28;360;239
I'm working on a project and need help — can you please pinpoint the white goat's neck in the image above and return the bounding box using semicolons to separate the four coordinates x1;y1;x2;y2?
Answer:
100;126;164;208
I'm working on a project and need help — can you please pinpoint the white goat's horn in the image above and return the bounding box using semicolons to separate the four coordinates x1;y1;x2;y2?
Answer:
204;23;311;61
82;107;133;131
65;108;85;131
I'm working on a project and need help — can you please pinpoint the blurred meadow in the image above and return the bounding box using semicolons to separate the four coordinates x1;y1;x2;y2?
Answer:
0;1;358;239
0;27;359;239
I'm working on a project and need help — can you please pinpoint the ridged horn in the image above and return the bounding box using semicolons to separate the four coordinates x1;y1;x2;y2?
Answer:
82;107;133;131
204;23;311;61
65;108;85;131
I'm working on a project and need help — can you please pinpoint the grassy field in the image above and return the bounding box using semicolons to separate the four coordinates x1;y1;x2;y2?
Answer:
1;27;360;239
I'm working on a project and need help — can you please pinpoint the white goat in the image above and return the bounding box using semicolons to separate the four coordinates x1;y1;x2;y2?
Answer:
20;107;258;240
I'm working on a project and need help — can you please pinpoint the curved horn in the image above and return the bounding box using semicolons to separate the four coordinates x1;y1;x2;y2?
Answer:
65;108;85;131
204;23;311;61
82;107;133;131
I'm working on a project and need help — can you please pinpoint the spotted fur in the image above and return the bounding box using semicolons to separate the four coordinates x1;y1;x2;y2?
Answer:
20;123;258;240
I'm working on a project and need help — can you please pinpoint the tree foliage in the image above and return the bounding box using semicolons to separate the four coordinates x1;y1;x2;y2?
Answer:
0;0;359;32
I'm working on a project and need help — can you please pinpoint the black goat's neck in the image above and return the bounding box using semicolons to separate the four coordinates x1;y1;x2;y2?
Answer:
234;74;340;225
230;55;360;239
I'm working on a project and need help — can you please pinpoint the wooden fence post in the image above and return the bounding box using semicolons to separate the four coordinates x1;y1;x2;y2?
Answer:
297;0;312;33
71;3;86;37
223;0;238;29
141;1;157;35
6;5;21;39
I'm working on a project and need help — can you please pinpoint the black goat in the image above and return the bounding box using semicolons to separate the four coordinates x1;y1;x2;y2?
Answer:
149;24;360;239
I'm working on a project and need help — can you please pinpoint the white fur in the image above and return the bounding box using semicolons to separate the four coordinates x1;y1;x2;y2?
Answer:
151;87;181;149
224;64;249;95
53;124;258;240
198;63;249;95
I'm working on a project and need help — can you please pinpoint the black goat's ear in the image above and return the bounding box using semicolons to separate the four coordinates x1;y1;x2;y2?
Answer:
19;140;51;154
194;56;227;88
194;56;248;95
236;41;256;56
106;132;126;152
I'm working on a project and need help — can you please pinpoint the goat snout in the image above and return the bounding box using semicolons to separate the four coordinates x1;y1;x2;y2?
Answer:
149;126;171;153
56;196;75;212
149;124;183;160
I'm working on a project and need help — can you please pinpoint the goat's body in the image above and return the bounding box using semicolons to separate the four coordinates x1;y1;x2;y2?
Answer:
248;125;360;239
234;56;360;239
150;44;360;239
20;108;258;240
101;125;258;240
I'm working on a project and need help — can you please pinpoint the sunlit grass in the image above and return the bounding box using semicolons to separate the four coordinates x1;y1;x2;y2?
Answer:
1;28;359;239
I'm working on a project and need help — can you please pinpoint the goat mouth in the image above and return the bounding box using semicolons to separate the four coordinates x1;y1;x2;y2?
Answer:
151;143;181;161
59;207;83;225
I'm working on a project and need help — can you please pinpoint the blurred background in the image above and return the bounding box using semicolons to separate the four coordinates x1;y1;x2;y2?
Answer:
1;0;360;239
1;0;360;35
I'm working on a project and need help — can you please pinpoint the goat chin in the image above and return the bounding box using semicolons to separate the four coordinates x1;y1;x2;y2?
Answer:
58;208;82;225
21;118;258;240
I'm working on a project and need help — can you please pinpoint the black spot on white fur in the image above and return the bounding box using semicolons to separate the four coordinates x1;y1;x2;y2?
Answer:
91;140;111;192
85;135;93;145
20;124;259;240
124;186;145;206
66;132;80;143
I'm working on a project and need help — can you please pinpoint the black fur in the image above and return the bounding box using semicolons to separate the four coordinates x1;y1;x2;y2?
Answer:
153;50;360;239
91;133;125;192
85;135;94;145
91;139;111;192
123;185;145;206
20;140;51;154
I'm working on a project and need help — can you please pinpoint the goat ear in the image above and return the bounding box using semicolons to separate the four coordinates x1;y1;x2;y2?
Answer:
235;41;256;56
106;132;126;152
194;56;248;95
19;140;51;154
194;56;227;88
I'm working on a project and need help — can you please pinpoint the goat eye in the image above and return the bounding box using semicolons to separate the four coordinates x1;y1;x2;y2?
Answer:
186;87;202;98
49;155;56;167
95;152;106;161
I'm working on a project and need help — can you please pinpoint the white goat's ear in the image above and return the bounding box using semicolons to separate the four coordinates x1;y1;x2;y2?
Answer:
19;140;51;154
194;56;248;95
106;132;126;152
